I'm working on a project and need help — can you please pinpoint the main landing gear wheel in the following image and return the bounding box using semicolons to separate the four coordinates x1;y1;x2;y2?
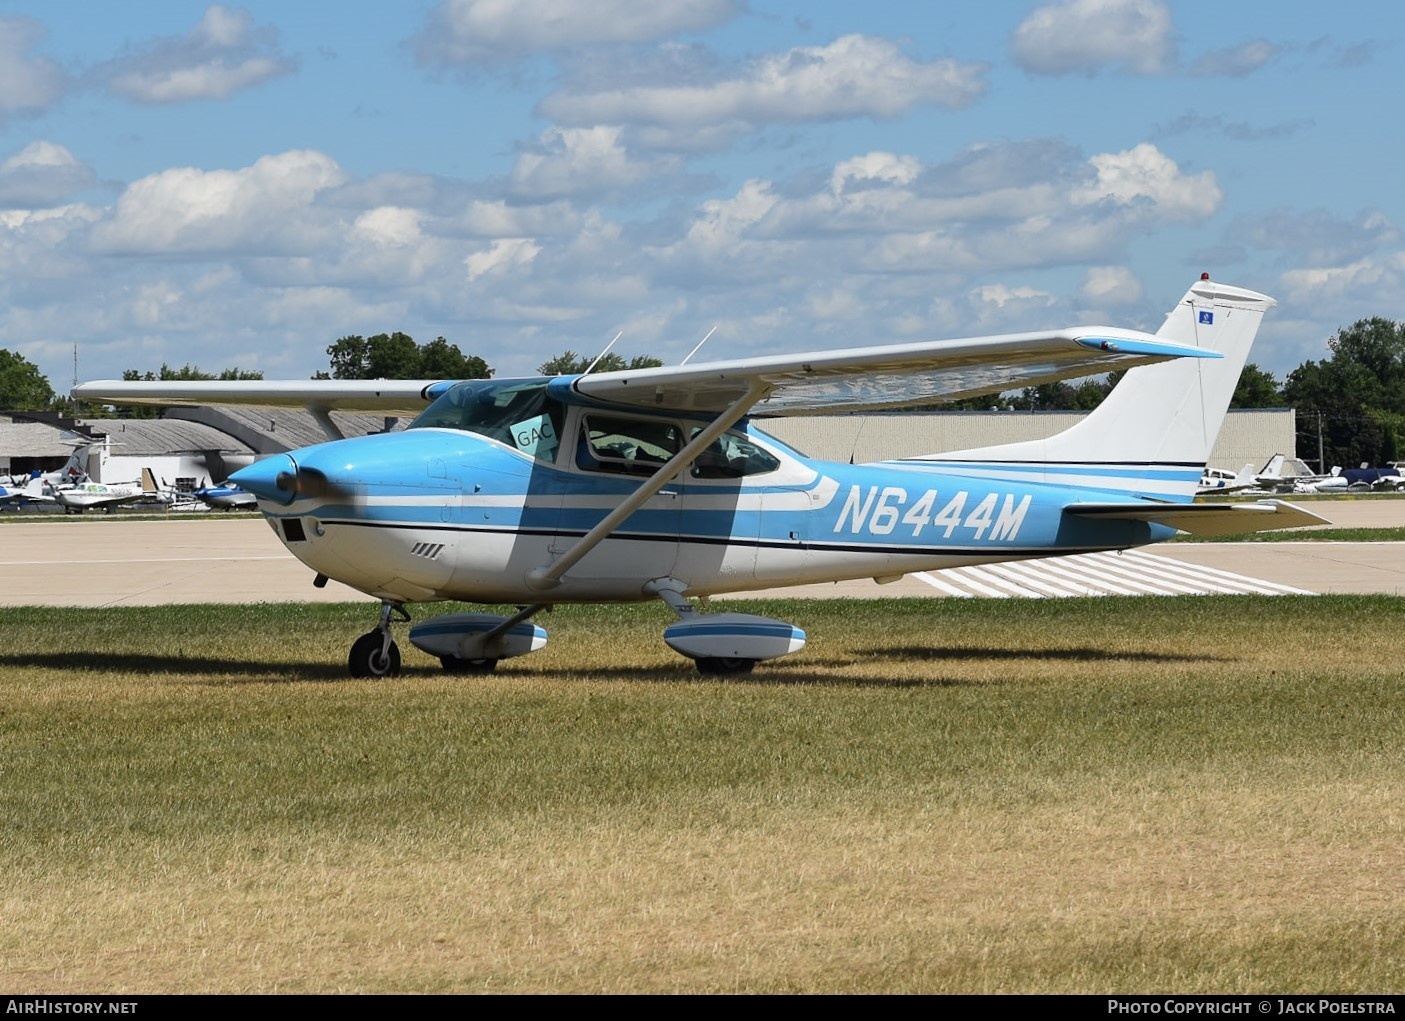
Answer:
439;655;498;674
695;656;756;676
349;631;401;677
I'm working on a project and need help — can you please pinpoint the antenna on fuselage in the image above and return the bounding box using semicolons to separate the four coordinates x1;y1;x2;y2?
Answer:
582;331;623;375
680;326;717;366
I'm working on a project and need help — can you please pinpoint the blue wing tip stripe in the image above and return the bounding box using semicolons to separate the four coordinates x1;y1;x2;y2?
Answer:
1075;336;1222;360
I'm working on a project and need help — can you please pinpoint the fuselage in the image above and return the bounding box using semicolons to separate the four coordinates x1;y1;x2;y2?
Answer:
231;378;1183;606
52;481;146;513
194;484;258;510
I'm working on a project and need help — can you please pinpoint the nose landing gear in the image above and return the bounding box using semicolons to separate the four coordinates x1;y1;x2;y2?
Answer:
349;601;409;678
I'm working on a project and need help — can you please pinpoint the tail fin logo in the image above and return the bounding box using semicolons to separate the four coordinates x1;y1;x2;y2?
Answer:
1198;311;1214;325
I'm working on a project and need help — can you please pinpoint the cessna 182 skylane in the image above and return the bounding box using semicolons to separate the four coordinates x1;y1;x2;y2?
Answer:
73;276;1327;677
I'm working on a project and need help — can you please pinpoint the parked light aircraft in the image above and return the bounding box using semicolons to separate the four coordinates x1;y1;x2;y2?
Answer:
1196;463;1258;496
1253;453;1337;493
192;480;259;510
1290;465;1405;494
1329;465;1405;493
73;276;1328;677
49;467;165;514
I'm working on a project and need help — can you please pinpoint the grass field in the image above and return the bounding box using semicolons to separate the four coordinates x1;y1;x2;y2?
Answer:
3;595;1404;994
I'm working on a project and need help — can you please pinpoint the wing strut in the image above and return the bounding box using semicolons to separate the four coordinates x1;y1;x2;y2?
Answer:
525;382;770;591
309;407;346;442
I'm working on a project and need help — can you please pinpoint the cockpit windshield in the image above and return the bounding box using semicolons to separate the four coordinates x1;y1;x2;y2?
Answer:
407;378;564;461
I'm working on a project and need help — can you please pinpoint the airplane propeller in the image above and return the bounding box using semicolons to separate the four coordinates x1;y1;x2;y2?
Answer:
272;465;357;500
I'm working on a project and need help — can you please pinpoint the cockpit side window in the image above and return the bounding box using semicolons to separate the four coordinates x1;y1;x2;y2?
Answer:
407;379;564;462
577;414;683;476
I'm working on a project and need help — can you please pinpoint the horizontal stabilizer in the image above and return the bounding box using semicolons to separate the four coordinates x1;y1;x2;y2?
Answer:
1064;499;1330;537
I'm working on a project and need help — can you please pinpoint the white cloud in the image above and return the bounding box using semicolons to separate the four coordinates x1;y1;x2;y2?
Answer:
1013;0;1174;76
1079;265;1144;304
0;142;97;208
683;179;781;251
465;237;541;281
509;126;677;199
1280;255;1405;305
415;0;739;64
831;152;921;193
448;199;584;239
1189;39;1279;77
955;283;1062;335
354;207;425;248
703;142;1218;277
0;203;103;281
99;4;296;104
973;284;1056;309
55;137;1232;383
1231;208;1398;268
1072;143;1221;222
0;17;69;119
542;35;987;130
90;150;348;255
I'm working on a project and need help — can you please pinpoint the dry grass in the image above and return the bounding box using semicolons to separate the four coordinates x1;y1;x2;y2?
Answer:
2;596;1403;993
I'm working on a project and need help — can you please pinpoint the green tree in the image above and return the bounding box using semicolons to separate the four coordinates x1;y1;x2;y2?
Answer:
419;336;491;379
0;349;56;410
112;364;263;417
1284;357;1385;470
537;350;664;375
1283;318;1405;468
1326;317;1405;415
325;335;370;379
365;332;422;379
121;363;263;382
1008;376;1114;412
325;333;493;380
943;393;1011;411
1230;363;1283;408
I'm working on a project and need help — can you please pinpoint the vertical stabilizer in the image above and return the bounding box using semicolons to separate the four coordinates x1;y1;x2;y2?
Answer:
927;277;1275;501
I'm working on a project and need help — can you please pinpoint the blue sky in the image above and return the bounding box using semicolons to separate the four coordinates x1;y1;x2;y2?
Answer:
0;0;1400;392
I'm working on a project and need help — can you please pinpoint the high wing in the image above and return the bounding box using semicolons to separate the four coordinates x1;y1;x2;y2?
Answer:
73;326;1216;421
70;379;454;416
570;327;1220;417
70;378;457;441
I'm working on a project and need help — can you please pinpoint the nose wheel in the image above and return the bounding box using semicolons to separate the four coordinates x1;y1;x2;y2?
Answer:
349;601;408;678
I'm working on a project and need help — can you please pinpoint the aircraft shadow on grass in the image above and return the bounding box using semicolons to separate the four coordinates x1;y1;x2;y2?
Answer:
860;644;1230;665
0;648;1219;689
0;651;352;682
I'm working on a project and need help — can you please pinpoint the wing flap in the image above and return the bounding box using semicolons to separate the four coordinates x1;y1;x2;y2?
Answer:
572;328;1219;416
1065;499;1331;537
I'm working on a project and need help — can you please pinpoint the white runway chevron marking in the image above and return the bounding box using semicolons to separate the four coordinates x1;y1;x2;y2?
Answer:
913;549;1316;598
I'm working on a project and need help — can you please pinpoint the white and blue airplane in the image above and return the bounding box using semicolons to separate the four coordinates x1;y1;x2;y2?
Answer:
192;480;259;510
73;276;1327;678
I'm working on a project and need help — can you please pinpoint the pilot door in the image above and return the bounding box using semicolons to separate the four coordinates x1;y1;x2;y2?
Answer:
546;409;682;584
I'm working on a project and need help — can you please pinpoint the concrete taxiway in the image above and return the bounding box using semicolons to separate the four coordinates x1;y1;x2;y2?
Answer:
0;498;1400;608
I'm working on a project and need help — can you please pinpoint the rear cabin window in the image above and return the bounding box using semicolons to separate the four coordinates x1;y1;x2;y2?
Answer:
688;429;781;479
